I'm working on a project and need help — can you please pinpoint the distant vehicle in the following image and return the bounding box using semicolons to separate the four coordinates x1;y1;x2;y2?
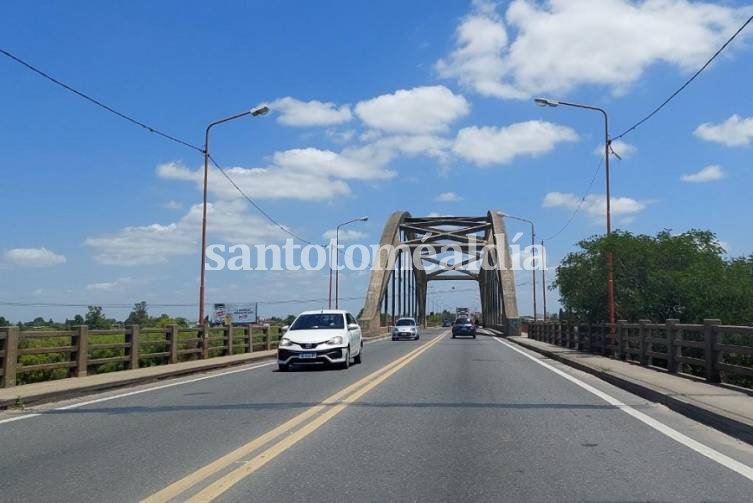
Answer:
442;319;452;327
277;310;363;371
452;317;476;339
392;317;419;341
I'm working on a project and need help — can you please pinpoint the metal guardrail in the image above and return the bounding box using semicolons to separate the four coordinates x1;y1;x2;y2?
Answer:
0;324;282;388
528;319;753;386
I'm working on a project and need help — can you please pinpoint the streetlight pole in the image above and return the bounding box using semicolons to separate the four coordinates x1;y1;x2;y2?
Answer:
498;212;537;322
534;97;616;329
198;105;270;325
333;216;368;309
541;239;547;321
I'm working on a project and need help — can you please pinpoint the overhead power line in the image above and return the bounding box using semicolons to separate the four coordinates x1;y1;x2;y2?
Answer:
0;48;203;153
612;13;753;141
208;154;322;247
543;157;603;241
1;47;329;258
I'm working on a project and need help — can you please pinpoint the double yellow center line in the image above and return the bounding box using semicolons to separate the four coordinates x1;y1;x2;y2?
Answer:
143;332;445;503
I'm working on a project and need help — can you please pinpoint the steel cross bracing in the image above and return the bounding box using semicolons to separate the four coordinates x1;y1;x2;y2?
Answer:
358;211;519;337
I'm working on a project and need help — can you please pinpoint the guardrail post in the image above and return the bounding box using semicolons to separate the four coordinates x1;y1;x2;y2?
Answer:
638;320;649;366
201;323;210;359
616;320;626;360
226;323;234;356
265;326;272;351
2;327;19;387
586;323;593;353
74;325;89;377
600;323;609;356
703;319;721;383
666;319;680;373
126;325;140;369
168;325;179;364
252;326;257;352
568;323;576;349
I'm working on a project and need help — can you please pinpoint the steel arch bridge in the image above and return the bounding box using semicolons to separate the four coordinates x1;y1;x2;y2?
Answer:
358;211;520;337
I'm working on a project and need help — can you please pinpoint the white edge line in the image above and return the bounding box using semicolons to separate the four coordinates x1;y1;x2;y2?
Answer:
494;337;753;483
0;361;276;424
0;332;408;425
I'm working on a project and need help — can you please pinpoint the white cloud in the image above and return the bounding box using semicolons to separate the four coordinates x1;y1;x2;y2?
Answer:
272;148;393;181
453;120;578;166
322;229;367;242
85;200;286;265
437;0;752;99
694;115;753;147
163;200;183;210
271;97;352;127
157;160;353;202
681;164;724;183
543;192;648;221
355;86;470;134
4;247;66;268
86;277;144;292
594;139;637;159
435;192;463;203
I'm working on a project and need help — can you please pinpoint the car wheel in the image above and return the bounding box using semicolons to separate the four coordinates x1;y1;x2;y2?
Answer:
278;363;289;372
340;347;351;370
473;334;476;339
452;334;456;339
354;343;362;364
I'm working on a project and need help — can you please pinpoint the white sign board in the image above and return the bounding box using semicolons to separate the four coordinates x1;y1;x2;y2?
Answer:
213;303;257;324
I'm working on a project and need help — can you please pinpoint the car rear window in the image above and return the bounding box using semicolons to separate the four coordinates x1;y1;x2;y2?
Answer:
290;314;345;330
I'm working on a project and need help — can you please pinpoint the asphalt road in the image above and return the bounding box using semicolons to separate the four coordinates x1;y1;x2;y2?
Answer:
2;328;753;502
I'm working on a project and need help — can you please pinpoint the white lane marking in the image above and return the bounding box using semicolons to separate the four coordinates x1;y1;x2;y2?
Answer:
0;361;275;425
494;337;753;483
0;332;415;425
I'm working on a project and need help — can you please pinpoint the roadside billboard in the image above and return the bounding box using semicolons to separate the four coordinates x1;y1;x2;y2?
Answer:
212;303;258;324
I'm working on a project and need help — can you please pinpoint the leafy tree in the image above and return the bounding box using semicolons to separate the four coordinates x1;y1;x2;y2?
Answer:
152;314;189;328
85;305;112;329
0;316;10;326
65;315;85;328
125;301;150;326
284;314;296;325
554;230;746;324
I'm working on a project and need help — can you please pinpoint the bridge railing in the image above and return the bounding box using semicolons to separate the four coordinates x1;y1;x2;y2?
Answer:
528;319;753;388
0;324;282;388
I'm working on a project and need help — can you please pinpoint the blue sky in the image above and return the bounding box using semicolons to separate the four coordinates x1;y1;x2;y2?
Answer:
2;0;753;323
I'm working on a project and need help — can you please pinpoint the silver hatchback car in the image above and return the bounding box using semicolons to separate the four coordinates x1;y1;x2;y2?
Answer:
391;317;420;341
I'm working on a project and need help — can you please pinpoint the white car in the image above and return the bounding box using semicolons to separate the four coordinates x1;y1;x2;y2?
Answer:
277;310;363;371
392;317;420;341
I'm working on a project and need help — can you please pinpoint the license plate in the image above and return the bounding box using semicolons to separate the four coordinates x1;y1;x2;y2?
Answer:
299;352;317;359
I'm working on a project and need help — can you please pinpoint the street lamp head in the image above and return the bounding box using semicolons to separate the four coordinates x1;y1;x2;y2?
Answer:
359;216;369;222
251;105;270;117
534;97;559;108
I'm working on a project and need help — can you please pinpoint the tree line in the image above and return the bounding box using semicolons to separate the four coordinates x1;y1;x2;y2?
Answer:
555;229;753;324
0;302;299;330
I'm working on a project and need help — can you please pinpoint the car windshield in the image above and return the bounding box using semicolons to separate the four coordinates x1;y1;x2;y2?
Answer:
396;319;415;326
290;313;345;330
